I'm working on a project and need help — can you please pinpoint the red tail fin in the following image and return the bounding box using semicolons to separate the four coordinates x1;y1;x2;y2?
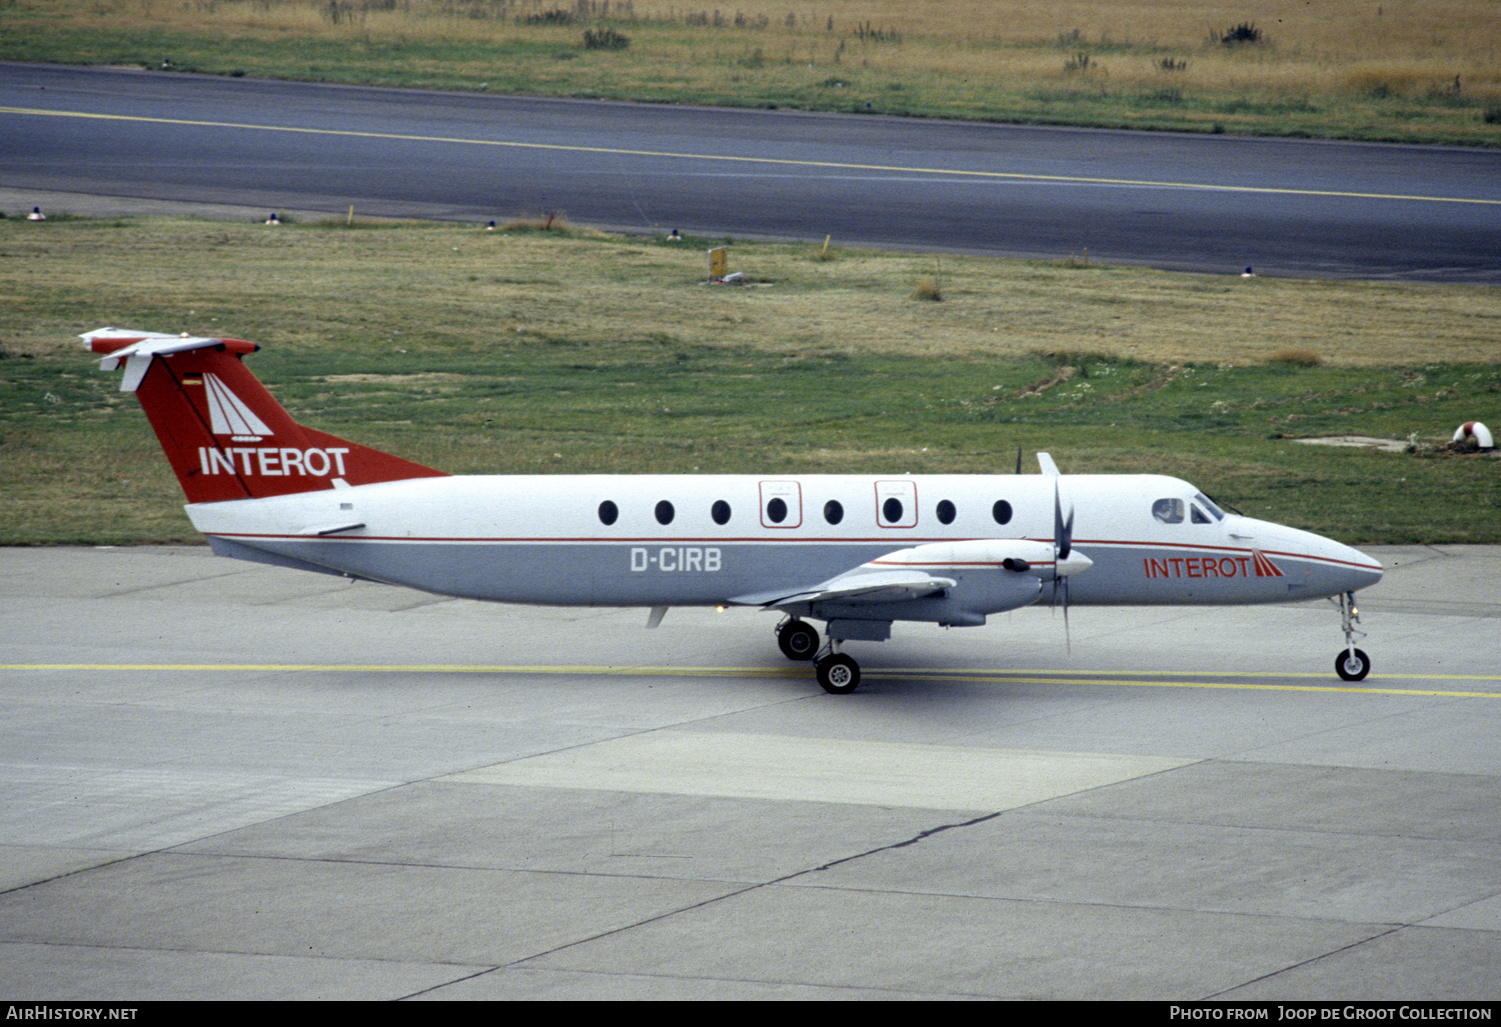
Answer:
85;328;448;504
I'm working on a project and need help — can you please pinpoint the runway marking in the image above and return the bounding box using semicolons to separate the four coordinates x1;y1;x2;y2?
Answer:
4;104;1498;208
4;664;1499;697
443;730;1196;811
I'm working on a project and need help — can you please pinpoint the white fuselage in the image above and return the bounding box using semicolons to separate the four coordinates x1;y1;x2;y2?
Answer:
188;472;1383;618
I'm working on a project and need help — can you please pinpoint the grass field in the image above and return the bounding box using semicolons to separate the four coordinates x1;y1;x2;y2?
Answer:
2;0;1500;145
2;215;1497;546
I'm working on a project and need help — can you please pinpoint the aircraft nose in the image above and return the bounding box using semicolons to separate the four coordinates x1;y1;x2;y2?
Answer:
1322;539;1383;594
1349;546;1383;589
1243;518;1383;596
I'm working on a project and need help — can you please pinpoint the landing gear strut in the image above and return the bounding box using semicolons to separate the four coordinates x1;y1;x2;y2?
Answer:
1332;591;1371;682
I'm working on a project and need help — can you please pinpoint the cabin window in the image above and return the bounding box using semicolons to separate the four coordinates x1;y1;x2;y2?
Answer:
1153;498;1185;524
759;481;802;528
655;500;675;525
711;500;731;525
1194;492;1225;521
598;500;619;526
936;499;956;525
1191;504;1213;524
992;500;1013;525
824;500;844;525
875;480;918;528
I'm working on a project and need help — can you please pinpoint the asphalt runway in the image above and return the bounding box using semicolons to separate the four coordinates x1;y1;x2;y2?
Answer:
1;544;1498;1000
5;62;1501;281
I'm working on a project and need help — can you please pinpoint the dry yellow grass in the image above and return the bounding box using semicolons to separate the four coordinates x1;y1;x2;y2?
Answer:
109;0;1500;59
2;218;1497;367
24;0;1501;113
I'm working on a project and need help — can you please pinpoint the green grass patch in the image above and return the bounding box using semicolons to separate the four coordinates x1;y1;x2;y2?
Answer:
2;216;1497;545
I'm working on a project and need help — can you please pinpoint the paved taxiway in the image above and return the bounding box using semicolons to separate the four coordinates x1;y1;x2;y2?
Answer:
6;62;1501;282
1;545;1498;1000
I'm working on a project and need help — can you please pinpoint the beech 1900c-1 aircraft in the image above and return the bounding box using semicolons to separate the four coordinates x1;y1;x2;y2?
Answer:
85;327;1384;694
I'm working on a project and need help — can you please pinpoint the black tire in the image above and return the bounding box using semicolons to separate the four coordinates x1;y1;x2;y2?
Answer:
1335;648;1371;682
815;653;861;695
777;620;819;661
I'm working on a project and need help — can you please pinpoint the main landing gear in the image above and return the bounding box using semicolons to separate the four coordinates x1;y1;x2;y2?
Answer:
776;617;860;694
1332;591;1372;682
775;618;820;661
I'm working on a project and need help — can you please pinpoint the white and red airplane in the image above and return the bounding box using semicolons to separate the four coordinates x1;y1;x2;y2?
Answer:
85;326;1383;693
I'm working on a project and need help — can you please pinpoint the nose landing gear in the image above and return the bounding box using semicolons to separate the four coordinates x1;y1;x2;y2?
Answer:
1337;648;1372;682
1332;591;1371;682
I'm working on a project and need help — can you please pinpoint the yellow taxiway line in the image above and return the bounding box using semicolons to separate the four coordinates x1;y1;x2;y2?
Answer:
3;663;1498;698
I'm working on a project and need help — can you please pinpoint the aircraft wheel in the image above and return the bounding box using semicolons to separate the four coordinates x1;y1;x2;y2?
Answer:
1335;648;1371;682
777;619;819;661
815;654;861;695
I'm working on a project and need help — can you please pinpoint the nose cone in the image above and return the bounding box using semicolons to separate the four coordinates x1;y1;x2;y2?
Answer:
1328;541;1383;594
1235;517;1382;597
1287;530;1383;596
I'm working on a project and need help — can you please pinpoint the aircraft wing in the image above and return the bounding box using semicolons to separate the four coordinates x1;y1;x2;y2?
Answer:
730;568;957;610
728;537;1088;618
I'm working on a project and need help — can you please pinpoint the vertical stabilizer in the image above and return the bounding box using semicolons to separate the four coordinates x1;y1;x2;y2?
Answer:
84;328;448;504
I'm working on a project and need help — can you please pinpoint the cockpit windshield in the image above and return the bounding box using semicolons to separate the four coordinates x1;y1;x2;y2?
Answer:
1194;492;1225;521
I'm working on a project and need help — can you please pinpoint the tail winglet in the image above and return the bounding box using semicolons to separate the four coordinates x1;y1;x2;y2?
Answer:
85;327;448;504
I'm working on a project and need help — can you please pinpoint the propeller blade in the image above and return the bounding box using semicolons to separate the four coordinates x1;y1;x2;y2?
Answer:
1053;481;1073;561
1045;574;1072;650
1052;480;1076;651
1062;576;1071;651
1015;447;1023;475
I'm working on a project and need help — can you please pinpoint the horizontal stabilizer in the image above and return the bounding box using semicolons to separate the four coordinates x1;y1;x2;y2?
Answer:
83;328;258;391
